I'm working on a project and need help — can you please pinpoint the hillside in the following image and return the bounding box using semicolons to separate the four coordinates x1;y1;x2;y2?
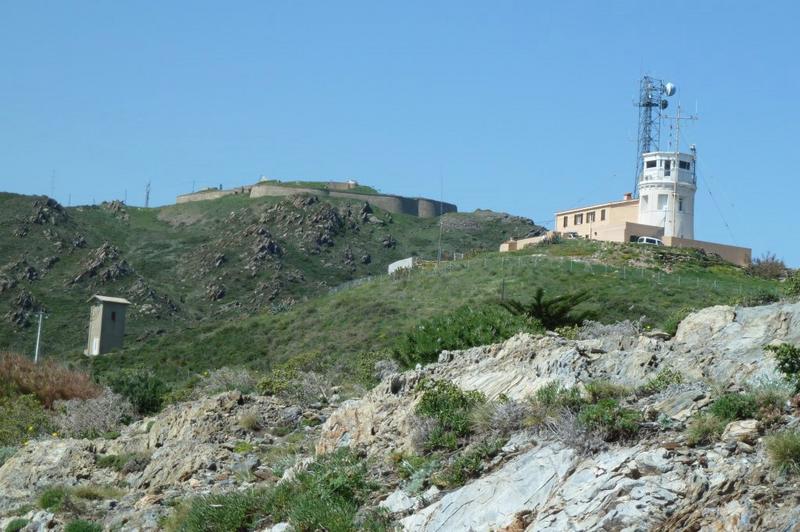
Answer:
86;238;779;390
0;192;540;355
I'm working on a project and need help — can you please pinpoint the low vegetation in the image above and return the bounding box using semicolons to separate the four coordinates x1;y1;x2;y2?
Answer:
499;287;593;330
708;393;758;423
393;305;541;367
414;379;487;451
686;414;727;446
0;352;101;408
637;368;683;396
106;370;168;415
4;519;28;532
766;343;800;392
765;430;800;475
0;394;52;446
64;520;102;532
168;448;384;532
747;252;788;280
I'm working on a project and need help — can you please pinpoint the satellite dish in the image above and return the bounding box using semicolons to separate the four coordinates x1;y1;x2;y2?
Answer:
660;99;669;110
664;83;676;96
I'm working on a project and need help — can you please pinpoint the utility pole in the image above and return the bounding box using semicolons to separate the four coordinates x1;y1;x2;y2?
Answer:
145;181;151;208
34;310;45;363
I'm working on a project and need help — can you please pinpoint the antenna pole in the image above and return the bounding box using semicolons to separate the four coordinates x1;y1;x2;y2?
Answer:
145;181;151;208
437;171;444;265
34;310;44;364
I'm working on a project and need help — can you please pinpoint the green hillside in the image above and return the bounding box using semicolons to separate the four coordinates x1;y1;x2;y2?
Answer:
0;191;539;355
85;239;779;389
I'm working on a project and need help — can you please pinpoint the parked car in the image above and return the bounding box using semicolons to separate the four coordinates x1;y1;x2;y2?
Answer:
636;236;663;246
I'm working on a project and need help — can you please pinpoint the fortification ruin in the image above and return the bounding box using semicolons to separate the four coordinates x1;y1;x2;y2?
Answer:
176;179;457;218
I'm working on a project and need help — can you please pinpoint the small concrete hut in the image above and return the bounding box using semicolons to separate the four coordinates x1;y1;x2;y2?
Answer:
85;295;131;356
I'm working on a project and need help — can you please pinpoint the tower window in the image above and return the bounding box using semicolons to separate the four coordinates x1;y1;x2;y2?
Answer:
679;161;691;170
645;160;657;168
574;213;583;225
111;311;116;322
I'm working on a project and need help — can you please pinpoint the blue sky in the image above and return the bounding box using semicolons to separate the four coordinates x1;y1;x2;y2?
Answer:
1;1;798;265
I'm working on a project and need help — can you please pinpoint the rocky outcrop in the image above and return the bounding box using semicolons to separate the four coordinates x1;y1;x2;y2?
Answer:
0;392;334;530
318;302;800;531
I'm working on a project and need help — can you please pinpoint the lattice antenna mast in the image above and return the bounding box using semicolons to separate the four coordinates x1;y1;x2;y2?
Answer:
633;76;675;197
145;181;151;208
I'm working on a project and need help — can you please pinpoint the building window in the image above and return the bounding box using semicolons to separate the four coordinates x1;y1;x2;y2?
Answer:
679;161;691;170
600;209;606;221
586;211;595;223
574;213;583;225
679;197;684;212
111;311;116;322
645;160;657;168
642;195;648;207
657;194;669;210
563;216;568;228
664;160;671;176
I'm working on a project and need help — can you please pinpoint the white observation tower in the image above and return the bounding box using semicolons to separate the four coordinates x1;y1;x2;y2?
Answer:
637;145;697;239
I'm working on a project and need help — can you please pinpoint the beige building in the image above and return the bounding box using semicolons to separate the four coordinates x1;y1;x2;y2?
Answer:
86;295;131;356
501;146;752;266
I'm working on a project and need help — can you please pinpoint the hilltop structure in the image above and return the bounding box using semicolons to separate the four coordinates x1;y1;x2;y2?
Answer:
176;179;457;218
501;77;751;267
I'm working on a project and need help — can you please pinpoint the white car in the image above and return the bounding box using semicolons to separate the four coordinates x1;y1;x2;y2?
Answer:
636;236;663;246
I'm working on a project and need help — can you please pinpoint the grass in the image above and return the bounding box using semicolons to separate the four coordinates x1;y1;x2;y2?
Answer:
0;191;531;358
638;368;684;396
82;239;777;394
168;448;380;532
64;520;102;532
4;519;28;532
38;484;125;512
95;452;150;473
686;414;726;446
577;399;640;441
765;430;800;475
708;393;758;423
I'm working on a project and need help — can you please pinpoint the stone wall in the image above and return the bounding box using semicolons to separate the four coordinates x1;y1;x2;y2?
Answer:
176;186;252;204
248;183;457;218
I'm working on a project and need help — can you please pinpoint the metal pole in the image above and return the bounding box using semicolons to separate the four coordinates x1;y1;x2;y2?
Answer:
34;310;43;364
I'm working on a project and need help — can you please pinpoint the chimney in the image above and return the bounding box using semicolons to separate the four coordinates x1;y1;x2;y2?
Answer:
623;192;633;201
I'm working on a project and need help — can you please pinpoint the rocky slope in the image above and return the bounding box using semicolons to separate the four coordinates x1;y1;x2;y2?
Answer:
1;302;799;531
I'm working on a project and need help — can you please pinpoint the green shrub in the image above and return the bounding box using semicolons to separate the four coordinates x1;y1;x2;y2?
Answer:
0;394;51;446
765;430;800;475
71;484;125;501
64;521;102;532
747;252;788;280
585;380;630;403
786;271;800;297
638;368;683;396
577;399;640;441
748;378;793;412
415;380;486;450
766;343;800;392
256;367;298;396
274;448;375;531
686;414;726;446
172;489;271;532
709;393;758;422
96;452;149;473
662;306;694;337
107;370;168;415
38;485;69;511
390;453;439;493
394;305;541;367
0;446;16;467
533;381;584;412
4;519;28;532
499;287;593;330
431;439;504;489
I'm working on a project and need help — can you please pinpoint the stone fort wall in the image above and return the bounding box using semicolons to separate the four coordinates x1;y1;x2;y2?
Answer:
176;183;457;218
